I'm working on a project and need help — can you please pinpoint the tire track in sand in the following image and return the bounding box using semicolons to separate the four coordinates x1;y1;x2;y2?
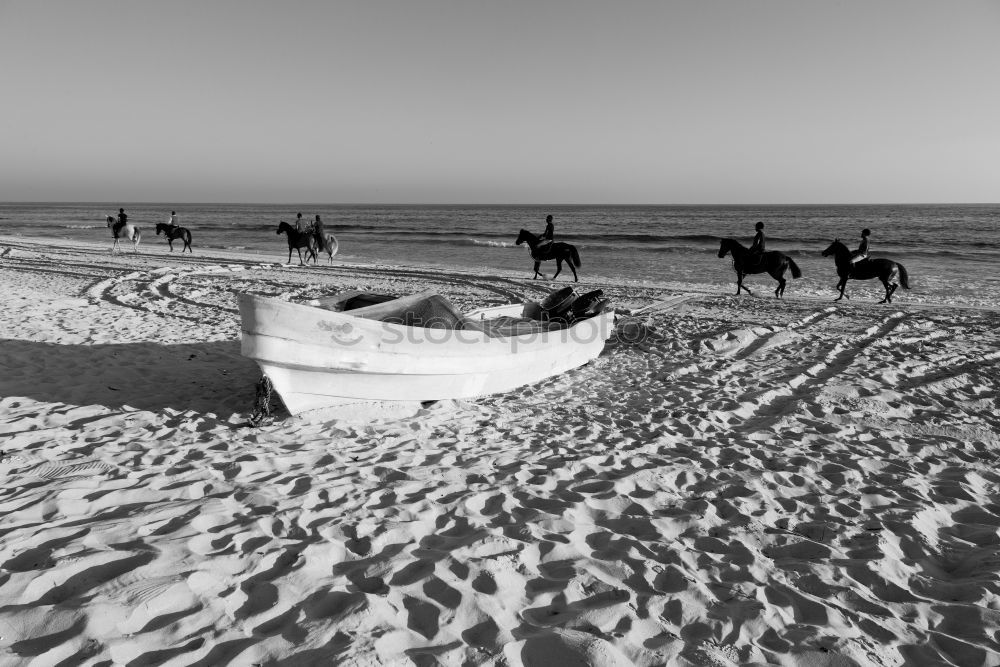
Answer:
656;305;840;385
735;311;910;432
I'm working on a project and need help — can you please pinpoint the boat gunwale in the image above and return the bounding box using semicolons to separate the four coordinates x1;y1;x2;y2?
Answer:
238;293;615;351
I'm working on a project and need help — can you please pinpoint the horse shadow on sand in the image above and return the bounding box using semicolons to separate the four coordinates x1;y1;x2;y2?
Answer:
0;339;261;417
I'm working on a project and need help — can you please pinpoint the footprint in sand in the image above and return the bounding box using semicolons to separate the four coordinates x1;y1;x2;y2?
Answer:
520;589;631;628
504;627;633;667
403;595;440;639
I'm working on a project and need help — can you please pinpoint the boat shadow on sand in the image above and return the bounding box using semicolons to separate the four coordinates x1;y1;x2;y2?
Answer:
0;339;260;416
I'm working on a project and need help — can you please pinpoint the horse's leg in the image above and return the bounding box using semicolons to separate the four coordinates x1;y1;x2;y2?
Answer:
768;267;785;298
737;272;752;296
532;261;543;279
834;277;847;301
569;260;578;282
552;260;563;281
880;277;891;303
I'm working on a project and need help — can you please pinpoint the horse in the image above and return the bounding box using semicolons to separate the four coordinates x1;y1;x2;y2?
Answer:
717;238;802;298
277;221;317;265
316;234;339;264
515;229;582;282
155;222;193;253
106;216;141;253
821;239;909;303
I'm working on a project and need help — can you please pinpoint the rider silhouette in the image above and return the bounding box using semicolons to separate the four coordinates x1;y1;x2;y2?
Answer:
850;228;871;264
747;221;765;266
536;214;555;253
313;214;330;254
542;215;554;241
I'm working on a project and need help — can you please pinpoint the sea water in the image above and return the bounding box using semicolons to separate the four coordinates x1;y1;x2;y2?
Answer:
1;203;998;306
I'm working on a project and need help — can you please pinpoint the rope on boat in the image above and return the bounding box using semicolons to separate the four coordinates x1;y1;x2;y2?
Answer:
248;375;275;427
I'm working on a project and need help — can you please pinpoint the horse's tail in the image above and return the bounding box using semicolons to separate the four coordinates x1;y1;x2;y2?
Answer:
897;262;910;289
570;245;581;268
184;229;192;245
788;256;802;279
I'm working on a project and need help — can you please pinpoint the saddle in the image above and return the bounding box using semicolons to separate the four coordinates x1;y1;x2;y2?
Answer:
531;240;555;261
743;252;764;269
847;258;870;279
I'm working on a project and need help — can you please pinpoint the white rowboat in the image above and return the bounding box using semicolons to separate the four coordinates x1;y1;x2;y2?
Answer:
238;293;615;415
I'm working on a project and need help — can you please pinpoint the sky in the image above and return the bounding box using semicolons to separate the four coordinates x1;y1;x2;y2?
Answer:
1;0;998;205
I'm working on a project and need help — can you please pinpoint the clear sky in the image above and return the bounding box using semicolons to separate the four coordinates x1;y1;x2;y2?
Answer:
1;0;998;204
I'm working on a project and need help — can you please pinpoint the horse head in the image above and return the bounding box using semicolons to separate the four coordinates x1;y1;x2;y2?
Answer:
155;223;165;236
277;221;288;235
718;238;743;258
515;229;530;246
821;239;845;257
106;216;115;228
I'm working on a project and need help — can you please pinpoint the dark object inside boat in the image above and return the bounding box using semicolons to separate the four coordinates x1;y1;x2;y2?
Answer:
312;291;400;312
526;287;609;323
312;286;609;336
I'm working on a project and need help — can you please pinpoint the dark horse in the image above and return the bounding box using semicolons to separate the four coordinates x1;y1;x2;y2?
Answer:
515;229;582;282
821;239;909;303
718;238;802;298
155;222;193;253
277;221;317;265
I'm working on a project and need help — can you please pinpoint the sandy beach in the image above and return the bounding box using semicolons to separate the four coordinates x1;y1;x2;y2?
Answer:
2;235;999;666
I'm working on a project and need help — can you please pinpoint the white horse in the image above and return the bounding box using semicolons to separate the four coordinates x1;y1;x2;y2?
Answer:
317;234;339;264
106;216;141;253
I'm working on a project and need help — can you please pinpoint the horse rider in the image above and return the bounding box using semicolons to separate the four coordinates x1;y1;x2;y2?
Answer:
313;214;330;254
849;228;871;264
294;212;305;232
167;210;178;229
747;221;765;266
536;215;555;254
118;208;128;226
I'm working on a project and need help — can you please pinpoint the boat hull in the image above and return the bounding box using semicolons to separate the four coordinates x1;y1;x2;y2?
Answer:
238;294;614;414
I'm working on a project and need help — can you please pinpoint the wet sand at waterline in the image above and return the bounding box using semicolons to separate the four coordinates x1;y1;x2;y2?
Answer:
1;235;999;665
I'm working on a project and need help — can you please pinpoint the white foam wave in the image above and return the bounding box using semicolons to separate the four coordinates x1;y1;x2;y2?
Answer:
470;239;512;248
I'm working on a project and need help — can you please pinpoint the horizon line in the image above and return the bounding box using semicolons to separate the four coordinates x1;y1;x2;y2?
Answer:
2;200;999;208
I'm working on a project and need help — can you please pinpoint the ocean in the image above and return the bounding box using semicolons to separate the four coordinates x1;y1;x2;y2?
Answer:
1;203;998;306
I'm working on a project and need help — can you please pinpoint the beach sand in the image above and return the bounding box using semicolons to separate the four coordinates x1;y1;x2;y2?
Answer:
1;235;999;666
